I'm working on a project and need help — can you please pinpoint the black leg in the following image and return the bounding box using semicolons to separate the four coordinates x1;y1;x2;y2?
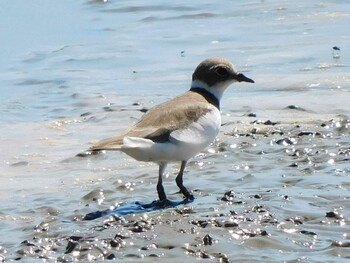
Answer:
175;161;193;200
157;162;167;201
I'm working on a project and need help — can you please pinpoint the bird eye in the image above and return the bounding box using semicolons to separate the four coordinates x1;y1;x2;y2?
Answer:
215;67;229;77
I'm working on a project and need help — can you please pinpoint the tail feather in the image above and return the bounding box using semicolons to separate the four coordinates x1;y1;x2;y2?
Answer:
76;135;124;157
89;136;124;151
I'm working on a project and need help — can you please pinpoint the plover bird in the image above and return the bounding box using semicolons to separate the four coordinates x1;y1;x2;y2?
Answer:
85;58;254;202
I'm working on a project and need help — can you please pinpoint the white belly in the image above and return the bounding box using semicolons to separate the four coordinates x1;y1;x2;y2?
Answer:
121;107;221;162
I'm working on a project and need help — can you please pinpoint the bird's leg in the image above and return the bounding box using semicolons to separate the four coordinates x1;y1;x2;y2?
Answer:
175;161;193;200
157;162;167;201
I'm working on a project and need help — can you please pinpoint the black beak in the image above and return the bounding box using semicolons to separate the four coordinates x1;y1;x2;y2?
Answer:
236;73;255;83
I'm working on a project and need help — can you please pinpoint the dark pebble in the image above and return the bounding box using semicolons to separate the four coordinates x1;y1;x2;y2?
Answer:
191;220;208;228
247;113;256;117
203;234;213;245
106;253;115;260
287;218;303;225
139;107;148;113
252;205;265;213
332;241;350;247
131;225;145;233
326;211;340;218
300;230;317;237
285;105;306;111
224;222;238;228
200;251;211;258
264;120;278;125
271;130;284;135
115;234;127;239
251;128;259;134
211;220;223;228
110;240;120;248
219;254;230;263
69;236;82;242
276;138;296;145
261;230;269;236
254;194;262;199
326;211;336;218
64;241;78;254
21;240;35;246
298;131;314;136
221;191;235;202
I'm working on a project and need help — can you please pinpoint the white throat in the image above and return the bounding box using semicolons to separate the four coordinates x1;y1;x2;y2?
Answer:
191;79;234;101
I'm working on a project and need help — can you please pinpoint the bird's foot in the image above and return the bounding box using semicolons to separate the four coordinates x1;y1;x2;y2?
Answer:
140;197;194;210
184;194;194;203
176;189;194;202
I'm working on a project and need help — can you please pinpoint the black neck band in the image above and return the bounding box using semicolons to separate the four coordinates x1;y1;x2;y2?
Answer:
189;87;220;109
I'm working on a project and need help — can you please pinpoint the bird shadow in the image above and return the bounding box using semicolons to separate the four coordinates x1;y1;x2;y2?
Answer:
83;197;194;221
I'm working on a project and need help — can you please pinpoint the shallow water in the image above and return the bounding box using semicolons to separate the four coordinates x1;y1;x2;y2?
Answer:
0;1;349;262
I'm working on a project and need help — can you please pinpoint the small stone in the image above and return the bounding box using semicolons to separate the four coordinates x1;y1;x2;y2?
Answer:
298;131;314;136
106;253;115;260
110;240;120;248
264;120;277;125
64;241;78;254
261;230;269;236
221;191;235;202
254;194;262;199
224;222;238;228
276;138;296;145
202;234;213;246
300;230;317;237
326;211;341;218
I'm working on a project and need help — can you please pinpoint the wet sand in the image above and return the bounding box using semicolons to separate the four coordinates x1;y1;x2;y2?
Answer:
1;102;349;262
0;1;349;262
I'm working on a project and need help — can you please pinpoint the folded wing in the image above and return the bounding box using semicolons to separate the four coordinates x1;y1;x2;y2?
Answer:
89;91;211;151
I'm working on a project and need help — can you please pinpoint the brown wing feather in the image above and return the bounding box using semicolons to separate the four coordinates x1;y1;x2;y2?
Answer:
90;91;211;151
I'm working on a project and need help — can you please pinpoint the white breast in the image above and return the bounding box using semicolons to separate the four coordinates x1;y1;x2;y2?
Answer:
121;106;221;162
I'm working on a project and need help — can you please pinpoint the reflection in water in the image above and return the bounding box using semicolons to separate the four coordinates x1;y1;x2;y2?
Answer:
83;198;194;220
